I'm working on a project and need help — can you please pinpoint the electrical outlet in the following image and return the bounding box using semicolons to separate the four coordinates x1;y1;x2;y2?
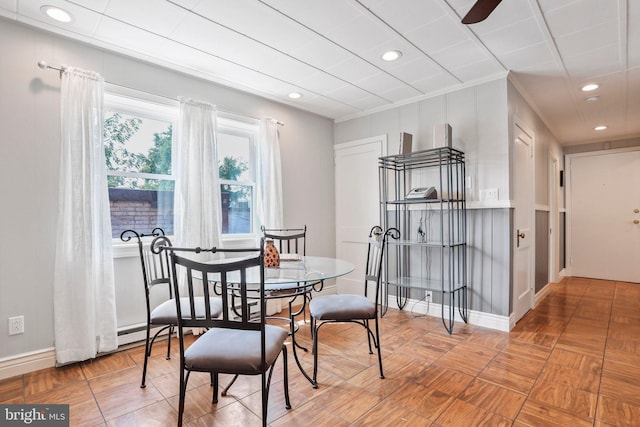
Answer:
425;291;432;302
9;316;24;335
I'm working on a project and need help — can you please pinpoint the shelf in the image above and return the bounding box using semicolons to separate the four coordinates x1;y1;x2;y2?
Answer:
386;276;467;293
379;146;468;334
379;147;465;171
388;239;466;248
383;198;465;205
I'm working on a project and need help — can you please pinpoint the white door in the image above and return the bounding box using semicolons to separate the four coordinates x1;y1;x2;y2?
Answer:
334;135;387;294
568;148;640;283
513;125;534;322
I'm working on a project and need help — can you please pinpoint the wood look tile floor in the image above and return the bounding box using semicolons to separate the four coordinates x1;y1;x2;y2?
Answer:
2;276;640;426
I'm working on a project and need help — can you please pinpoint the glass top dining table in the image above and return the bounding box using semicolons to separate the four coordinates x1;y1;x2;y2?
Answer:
261;256;355;292
209;255;355;386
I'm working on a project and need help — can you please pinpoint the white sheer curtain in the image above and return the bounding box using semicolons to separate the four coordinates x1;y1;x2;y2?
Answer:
175;97;222;258
257;119;284;314
257;118;284;229
54;66;118;364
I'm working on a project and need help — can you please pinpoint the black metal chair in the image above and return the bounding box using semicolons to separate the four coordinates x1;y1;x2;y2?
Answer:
261;225;307;258
260;226;314;321
308;226;399;388
121;229;223;388
153;237;291;427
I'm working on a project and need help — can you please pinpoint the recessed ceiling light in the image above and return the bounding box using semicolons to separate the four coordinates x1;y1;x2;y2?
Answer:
288;92;302;99
586;96;599;102
581;83;599;92
594;125;607;131
41;5;73;23
381;50;402;61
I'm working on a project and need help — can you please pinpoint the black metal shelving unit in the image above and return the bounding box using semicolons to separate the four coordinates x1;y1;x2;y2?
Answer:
379;147;468;334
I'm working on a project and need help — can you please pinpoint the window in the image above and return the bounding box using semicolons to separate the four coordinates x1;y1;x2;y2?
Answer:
104;93;259;241
104;94;177;238
217;116;259;237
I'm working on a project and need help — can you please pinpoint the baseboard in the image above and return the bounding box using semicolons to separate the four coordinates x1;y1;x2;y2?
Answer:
387;298;511;332
535;283;552;306
0;348;56;380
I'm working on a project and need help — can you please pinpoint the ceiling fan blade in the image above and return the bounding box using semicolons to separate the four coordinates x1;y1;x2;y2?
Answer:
461;0;503;24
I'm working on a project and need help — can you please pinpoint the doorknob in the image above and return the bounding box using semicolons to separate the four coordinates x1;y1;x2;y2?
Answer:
518;231;526;239
635;209;639;214
634;220;640;225
517;229;525;247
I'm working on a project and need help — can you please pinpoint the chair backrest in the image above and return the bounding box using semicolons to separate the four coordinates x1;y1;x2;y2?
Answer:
121;228;173;305
261;225;306;255
364;226;400;304
153;236;266;332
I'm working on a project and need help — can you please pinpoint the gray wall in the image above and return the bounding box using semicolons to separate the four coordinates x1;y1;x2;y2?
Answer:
336;78;513;317
0;19;335;359
535;210;550;293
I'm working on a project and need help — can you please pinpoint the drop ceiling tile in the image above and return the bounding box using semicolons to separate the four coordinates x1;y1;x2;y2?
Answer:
347;93;390;110
554;22;618;60
0;0;16;12
451;58;504;82
405;15;471;54
171;14;280;68
537;0;579;14
411;72;461;94
542;0;618;37
104;0;188;35
562;43;622;78
377;83;424;102
324;83;383;105
478;17;545;56
498;42;556;72
70;0;109;13
258;55;324;84
188;0;317;54
324;12;397;53
357;0;446;34
385;57;446;84
354;70;417;97
94;16;186;60
169;0;200;9
326;56;380;82
430;40;496;71
261;0;362;34
288;36;354;68
290;70;345;93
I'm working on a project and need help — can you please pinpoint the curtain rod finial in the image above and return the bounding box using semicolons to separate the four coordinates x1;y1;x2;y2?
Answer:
37;60;48;69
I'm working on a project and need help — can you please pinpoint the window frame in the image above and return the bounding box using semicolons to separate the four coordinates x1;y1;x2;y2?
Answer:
104;90;179;255
216;114;260;241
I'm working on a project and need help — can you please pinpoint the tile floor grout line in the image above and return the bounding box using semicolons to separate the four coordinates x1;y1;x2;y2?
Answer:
590;280;617;426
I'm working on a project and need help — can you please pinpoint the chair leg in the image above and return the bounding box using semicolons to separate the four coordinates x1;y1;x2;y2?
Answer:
211;373;219;403
221;374;239;396
282;345;291;409
261;372;268;427
365;319;374;354
141;323;152;388
311;321;319;389
178;369;190;427
374;318;384;379
166;325;173;360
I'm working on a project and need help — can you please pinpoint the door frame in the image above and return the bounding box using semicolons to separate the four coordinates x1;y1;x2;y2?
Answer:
511;120;535;327
565;146;640;278
334;134;388;295
549;155;559;283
